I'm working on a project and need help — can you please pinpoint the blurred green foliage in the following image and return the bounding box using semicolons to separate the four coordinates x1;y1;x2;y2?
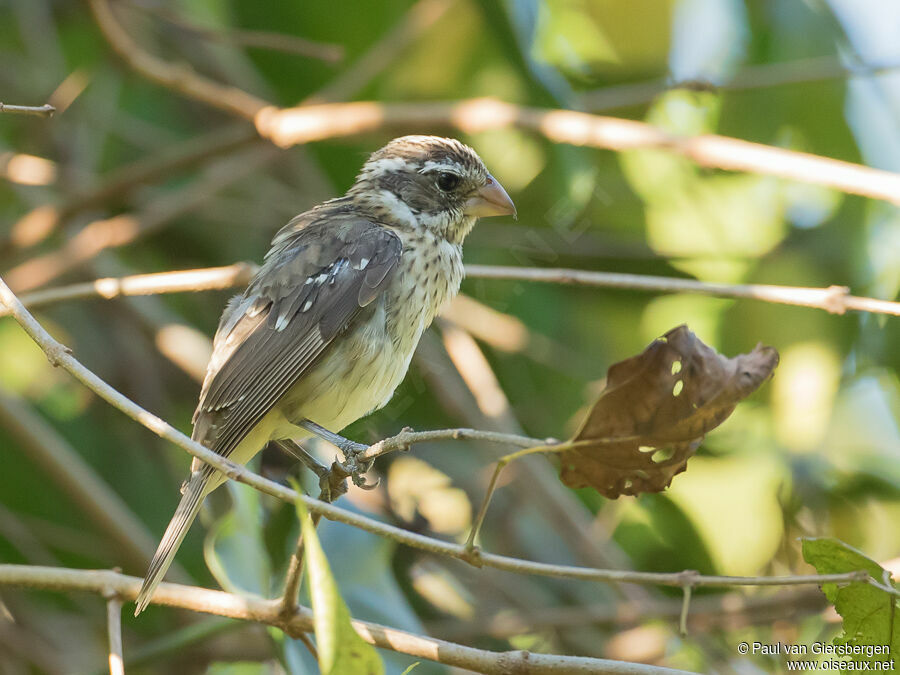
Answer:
1;0;899;673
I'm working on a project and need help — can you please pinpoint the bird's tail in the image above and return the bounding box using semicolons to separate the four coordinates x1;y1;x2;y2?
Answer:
134;473;207;616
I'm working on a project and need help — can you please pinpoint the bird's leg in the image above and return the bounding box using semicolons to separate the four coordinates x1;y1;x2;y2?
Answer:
298;419;368;455
297;419;379;491
274;439;348;502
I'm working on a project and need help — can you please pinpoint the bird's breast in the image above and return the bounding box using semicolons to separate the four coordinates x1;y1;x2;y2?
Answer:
279;234;463;432
386;232;464;345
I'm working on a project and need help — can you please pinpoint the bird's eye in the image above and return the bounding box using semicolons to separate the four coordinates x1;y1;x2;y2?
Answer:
435;172;461;191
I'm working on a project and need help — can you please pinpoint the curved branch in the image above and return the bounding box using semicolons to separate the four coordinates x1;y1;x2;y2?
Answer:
87;0;268;118
88;0;900;207
0;565;691;675
124;0;344;63
0;273;886;595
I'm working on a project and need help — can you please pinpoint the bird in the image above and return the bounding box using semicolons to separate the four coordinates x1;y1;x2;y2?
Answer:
134;135;516;615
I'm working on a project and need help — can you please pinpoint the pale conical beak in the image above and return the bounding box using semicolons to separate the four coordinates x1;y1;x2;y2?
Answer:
463;175;517;219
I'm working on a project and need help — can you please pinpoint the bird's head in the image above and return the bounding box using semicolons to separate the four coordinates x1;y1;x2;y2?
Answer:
349;135;516;244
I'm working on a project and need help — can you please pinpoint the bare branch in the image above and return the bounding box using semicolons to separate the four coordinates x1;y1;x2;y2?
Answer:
105;593;124;675
0;565;691;675
3;123;257;252
465;265;900;317
10;262;899;317
2;263;257;318
87;0;268;118
4;145;278;292
125;0;344;63
1;271;888;594
309;0;456;104
87;0;900;208
428;587;828;639
0;102;55;118
252;99;900;207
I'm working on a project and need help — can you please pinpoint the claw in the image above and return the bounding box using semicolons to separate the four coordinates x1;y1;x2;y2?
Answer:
354;474;380;490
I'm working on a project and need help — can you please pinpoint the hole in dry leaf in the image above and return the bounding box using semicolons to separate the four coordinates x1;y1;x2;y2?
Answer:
638;445;655;453
671;360;682;375
672;380;684;396
623;479;633;490
651;447;675;463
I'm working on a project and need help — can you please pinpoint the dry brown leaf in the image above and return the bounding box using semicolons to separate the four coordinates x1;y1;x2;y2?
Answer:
559;325;779;498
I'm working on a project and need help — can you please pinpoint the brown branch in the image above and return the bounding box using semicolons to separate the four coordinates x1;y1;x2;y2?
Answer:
87;0;268;118
464;265;900;317
0;565;690;675
87;0;900;208
0;102;55;118
8;262;898;317
2;272;891;595
1;263;256;318
252;99;900;207
3;145;278;292
4;123;257;252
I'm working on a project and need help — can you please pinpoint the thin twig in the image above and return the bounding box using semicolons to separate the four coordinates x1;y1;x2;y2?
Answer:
87;0;268;118
8;262;898;317
0;102;55;118
309;0;455;104
252;99;900;207
0;565;690;675
464;265;900;317
579;55;900;112
105;592;124;675
88;0;900;208
0;389;186;580
678;572;697;637
4;145;278;292
2;275;894;596
125;0;344;62
3;123;257;252
2;263;257;318
427;587;828;639
90;617;242;674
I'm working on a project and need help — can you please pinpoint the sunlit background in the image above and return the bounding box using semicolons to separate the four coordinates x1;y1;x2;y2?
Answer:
1;0;899;673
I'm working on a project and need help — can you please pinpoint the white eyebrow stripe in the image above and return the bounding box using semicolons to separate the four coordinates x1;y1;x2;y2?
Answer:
418;160;462;174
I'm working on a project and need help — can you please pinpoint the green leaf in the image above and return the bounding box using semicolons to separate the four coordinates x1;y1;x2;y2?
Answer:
802;538;899;669
204;483;272;596
292;484;384;675
399;663;421;675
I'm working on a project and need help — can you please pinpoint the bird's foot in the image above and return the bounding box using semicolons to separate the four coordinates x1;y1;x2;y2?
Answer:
277;431;378;502
317;454;378;501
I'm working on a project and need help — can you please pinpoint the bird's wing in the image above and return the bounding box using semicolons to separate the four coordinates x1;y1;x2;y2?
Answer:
191;212;401;464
